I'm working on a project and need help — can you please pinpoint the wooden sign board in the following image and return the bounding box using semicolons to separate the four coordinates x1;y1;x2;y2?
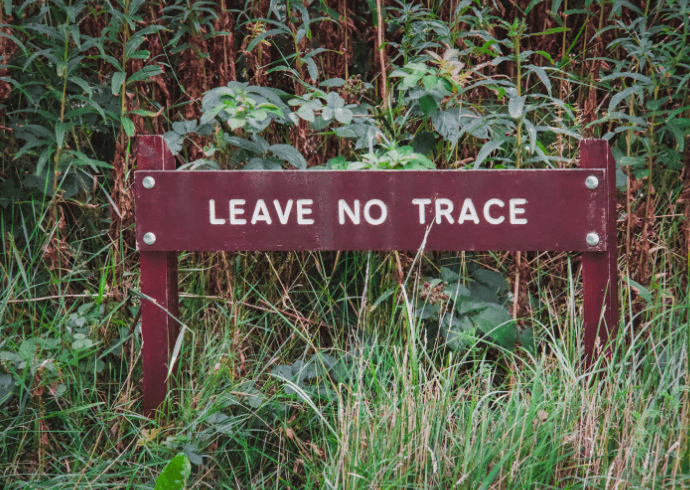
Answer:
135;170;608;252
135;135;619;416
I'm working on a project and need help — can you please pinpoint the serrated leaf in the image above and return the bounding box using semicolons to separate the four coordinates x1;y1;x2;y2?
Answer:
401;74;421;90
422;75;438;91
418;94;438;117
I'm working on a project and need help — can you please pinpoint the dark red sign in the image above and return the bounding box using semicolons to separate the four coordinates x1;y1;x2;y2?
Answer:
135;169;607;252
135;136;619;417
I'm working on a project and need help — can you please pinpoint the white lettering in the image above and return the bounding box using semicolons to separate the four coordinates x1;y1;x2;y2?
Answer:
339;199;360;224
364;199;387;225
457;198;479;224
273;199;293;224
209;199;225;225
251;199;272;224
483;199;505;225
509;198;527;224
412;198;431;224
297;199;314;225
229;199;246;225
435;198;455;224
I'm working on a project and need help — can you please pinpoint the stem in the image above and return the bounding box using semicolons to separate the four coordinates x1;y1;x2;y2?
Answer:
52;13;71;202
343;0;349;80
375;0;387;107
121;0;130;121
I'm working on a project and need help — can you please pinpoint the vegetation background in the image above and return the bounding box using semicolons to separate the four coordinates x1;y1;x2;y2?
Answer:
1;0;689;487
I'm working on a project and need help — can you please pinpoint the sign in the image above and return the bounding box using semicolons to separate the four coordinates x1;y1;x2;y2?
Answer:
134;135;619;416
135;170;607;252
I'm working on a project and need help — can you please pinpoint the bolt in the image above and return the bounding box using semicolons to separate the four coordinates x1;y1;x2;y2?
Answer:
585;175;599;190
586;232;600;247
143;176;156;189
143;232;156;245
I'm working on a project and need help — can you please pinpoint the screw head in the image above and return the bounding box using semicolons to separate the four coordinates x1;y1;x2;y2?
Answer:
585;175;599;189
586;232;600;246
142;176;156;189
143;232;156;245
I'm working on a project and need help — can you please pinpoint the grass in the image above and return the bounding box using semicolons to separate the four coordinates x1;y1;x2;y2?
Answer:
1;213;689;488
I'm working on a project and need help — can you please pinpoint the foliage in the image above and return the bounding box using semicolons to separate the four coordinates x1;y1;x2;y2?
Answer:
1;0;689;487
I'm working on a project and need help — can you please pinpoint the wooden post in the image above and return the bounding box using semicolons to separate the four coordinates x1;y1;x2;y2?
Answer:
580;139;619;363
138;135;179;416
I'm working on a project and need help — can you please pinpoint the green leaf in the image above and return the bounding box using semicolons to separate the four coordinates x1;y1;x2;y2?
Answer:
411;131;437;155
269;144;308;170
154;453;191;490
0;374;14;406
608;86;642;114
371;287;397;311
508;95;525;118
320;78;346;87
422;75;438;91
227;118;245;130
440;314;475;351
623;276;652;303
69;76;93;96
473;304;516;349
246;28;288;52
128;65;163;83
111;72;126;96
333;107;353;124
474;139;504;168
305;57;319;82
400;75;421;90
530;27;569;36
525;65;551;94
120;117;135;137
296;105;315;122
55;122;70;149
419;94;438;117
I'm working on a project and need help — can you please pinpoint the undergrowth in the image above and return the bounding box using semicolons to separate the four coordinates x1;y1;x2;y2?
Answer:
1;0;689;487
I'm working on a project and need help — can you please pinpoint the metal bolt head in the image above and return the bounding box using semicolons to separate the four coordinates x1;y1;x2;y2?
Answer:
585;175;599;189
143;232;156;245
142;176;156;189
586;232;600;247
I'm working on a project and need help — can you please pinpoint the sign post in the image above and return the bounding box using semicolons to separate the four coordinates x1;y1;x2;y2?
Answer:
135;135;619;415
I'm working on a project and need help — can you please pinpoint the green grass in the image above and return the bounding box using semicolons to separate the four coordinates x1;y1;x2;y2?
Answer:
1;231;689;488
